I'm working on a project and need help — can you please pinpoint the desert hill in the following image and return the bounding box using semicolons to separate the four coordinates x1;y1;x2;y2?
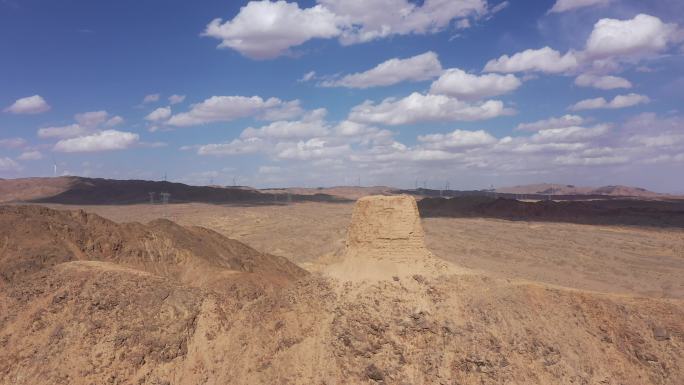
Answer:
0;177;345;205
418;196;684;228
0;176;75;203
262;186;398;200
0;205;306;295
495;183;666;197
0;177;679;206
0;197;682;384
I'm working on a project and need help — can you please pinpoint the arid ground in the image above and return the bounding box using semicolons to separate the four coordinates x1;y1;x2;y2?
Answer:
40;201;684;299
2;183;683;384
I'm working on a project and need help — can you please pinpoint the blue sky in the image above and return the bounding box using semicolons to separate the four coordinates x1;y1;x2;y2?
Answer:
1;0;684;192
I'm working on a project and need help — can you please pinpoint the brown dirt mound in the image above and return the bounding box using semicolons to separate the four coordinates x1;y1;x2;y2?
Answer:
1;261;682;385
0;205;306;295
0;261;207;385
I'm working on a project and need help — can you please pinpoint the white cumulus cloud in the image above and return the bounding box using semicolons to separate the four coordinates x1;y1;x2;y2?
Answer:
483;47;579;74
168;94;186;105
167;95;302;126
554;153;627;166
320;0;487;45
570;93;650;111
197;137;266;156
75;110;109;128
276;137;350;161
145;106;172;122
38;110;123;139
348;92;514;125
584;14;679;59
143;94;160;103
531;124;611;143
484;14;679;78
53;130;140;152
241;109;330;139
258;100;304;121
38;124;90;139
429;68;521;100
418;129;497;149
204;0;486;59
18;150;43;161
203;1;341;59
516;115;585;131
549;0;611;13
320;51;443;88
4;95;51;114
104;115;124;127
299;71;317;82
574;74;632;90
0;137;27;148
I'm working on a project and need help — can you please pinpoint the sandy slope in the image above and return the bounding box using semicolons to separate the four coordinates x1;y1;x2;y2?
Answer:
3;261;683;385
1;196;682;384
0;176;75;203
0;205;306;294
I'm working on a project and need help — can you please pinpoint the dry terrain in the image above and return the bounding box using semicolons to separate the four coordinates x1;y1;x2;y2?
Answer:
1;197;682;384
494;183;669;198
2;176;684;384
40;201;684;299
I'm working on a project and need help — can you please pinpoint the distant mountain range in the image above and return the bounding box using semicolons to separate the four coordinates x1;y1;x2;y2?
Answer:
0;177;677;204
0;177;346;205
495;183;667;198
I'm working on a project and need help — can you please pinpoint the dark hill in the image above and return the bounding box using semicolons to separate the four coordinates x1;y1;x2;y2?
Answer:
418;196;684;228
0;177;347;205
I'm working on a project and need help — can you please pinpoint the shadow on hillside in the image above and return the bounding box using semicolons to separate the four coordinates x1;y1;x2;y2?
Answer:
30;178;352;206
418;196;684;229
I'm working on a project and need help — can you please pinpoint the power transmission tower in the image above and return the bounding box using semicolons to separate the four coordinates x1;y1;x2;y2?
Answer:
160;192;170;204
160;192;171;218
442;181;451;197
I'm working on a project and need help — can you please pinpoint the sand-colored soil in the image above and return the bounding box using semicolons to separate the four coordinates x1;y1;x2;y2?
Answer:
0;205;306;294
2;197;683;384
44;201;684;299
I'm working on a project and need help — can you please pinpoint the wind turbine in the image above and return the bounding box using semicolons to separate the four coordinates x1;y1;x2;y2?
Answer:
52;157;57;177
